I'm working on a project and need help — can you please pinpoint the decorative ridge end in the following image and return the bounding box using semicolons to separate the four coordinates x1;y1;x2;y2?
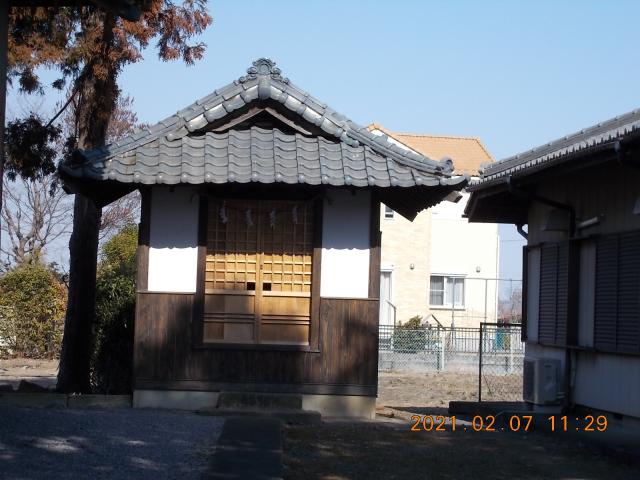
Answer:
478;161;492;176
439;156;454;175
239;58;289;84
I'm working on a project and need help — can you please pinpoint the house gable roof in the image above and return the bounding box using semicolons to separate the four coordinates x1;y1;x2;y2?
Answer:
367;123;494;176
465;108;640;223
469;108;640;190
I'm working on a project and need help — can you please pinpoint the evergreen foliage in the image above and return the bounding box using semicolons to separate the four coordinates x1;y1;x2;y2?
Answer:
0;264;66;357
91;224;138;393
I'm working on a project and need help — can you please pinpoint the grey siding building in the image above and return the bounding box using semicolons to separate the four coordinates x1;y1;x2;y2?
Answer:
466;109;640;421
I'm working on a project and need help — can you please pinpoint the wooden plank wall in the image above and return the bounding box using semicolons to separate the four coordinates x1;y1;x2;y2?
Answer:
134;293;379;395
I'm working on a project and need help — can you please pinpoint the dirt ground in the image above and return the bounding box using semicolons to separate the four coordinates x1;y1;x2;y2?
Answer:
377;372;478;408
2;363;514;407
1;363;512;406
283;421;639;480
377;372;522;408
0;358;59;389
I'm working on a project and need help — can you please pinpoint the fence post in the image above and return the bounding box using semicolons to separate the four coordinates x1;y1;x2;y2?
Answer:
478;323;483;402
440;327;446;371
484;278;488;322
508;327;515;374
450;301;455;328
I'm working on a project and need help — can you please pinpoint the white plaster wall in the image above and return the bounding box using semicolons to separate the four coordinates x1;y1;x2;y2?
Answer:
147;187;199;293
429;192;500;327
320;189;370;298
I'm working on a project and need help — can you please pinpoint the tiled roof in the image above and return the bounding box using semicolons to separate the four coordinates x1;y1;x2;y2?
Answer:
469;108;640;190
60;59;464;190
367;124;494;176
70;126;457;188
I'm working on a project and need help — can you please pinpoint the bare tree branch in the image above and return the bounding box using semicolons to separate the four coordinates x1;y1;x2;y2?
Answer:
99;190;140;242
1;177;73;265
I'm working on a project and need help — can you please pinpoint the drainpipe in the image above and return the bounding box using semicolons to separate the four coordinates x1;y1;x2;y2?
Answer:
507;176;576;237
516;224;528;240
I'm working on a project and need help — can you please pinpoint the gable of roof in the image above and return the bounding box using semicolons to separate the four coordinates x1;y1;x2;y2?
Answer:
59;58;468;219
367;123;494;176
469;108;640;190
465;107;640;224
62;59;459;185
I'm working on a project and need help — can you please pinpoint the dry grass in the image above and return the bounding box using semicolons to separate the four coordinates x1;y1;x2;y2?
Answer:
377;371;525;408
377;372;480;408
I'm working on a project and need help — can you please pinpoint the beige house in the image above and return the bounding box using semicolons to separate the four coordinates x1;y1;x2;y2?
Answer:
369;124;499;328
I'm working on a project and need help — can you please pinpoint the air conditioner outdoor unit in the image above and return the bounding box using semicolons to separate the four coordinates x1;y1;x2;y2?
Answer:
523;358;561;405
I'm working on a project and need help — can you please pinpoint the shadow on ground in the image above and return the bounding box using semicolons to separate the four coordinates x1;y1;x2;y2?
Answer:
283;420;639;480
0;406;223;480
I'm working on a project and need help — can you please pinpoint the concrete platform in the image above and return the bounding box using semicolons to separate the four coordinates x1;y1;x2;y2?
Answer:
134;389;376;419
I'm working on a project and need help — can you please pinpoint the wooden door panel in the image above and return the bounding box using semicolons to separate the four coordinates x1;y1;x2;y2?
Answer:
260;323;310;344
204;292;255;314
261;295;310;316
203;198;314;345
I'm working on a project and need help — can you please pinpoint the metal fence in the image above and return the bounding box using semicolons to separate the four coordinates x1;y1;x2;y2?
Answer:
478;322;524;402
378;323;524;402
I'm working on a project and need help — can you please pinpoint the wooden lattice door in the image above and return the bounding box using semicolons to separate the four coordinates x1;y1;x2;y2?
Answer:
203;198;313;345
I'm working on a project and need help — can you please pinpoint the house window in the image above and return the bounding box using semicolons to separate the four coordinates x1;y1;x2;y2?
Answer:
384;205;394;219
538;242;569;346
430;275;464;308
203;198;314;345
594;231;640;353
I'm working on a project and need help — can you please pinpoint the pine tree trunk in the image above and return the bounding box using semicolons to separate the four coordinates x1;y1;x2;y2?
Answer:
57;195;101;392
57;13;118;393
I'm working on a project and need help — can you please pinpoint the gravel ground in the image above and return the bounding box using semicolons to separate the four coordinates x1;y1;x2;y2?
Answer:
0;407;224;480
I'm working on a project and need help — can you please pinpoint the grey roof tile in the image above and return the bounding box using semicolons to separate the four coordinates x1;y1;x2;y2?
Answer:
61;58;464;191
471;108;640;190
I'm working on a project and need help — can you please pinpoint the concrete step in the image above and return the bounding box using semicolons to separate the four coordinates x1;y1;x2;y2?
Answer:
198;407;321;425
217;391;303;410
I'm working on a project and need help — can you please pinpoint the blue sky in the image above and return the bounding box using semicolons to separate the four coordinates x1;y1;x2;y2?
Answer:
7;0;640;277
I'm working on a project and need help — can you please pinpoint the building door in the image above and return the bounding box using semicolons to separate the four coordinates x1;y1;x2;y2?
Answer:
203;198;314;345
379;271;393;326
